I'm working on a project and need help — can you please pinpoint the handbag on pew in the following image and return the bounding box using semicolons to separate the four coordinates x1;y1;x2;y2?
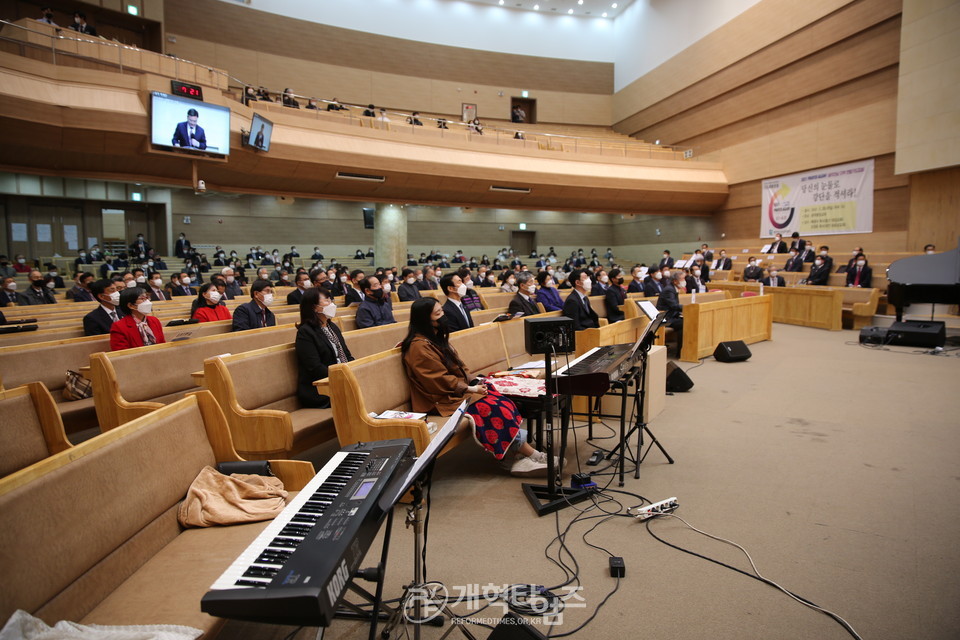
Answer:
63;370;93;401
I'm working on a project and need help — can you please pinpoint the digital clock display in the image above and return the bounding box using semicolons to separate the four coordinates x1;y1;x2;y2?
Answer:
171;81;203;101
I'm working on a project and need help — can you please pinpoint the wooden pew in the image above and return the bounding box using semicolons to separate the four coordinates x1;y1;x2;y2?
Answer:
0;391;312;635
765;286;844;330
0;382;72;477
841;287;880;329
680;295;773;362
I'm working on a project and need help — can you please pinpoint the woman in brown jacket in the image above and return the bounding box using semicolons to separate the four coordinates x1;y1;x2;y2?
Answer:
401;298;550;476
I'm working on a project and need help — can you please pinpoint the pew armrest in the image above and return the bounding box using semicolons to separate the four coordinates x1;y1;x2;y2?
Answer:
267;460;317;491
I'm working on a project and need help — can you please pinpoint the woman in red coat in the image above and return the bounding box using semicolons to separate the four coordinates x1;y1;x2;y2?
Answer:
192;283;232;323
110;287;166;351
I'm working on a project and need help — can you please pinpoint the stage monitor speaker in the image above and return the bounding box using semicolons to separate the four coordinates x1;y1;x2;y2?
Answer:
887;320;946;348
488;613;547;640
859;326;889;345
524;316;575;354
666;361;694;392
714;340;751;362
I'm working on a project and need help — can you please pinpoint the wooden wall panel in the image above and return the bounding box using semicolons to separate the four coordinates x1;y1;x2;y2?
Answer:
163;0;612;96
907;167;960;251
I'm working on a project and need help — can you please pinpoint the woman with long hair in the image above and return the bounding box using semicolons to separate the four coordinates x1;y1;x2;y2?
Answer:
192;282;231;322
400;298;550;476
499;270;518;294
295;287;353;408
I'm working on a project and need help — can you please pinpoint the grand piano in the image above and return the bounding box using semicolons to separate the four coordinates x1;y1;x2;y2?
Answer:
886;239;960;321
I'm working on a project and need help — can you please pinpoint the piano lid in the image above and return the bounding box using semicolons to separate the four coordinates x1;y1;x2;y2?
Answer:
886;238;960;286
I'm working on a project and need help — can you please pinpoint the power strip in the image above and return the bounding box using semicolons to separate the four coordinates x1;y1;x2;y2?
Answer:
632;497;679;520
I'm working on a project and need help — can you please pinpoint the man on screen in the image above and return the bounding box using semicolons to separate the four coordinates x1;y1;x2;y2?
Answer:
254;123;266;149
172;108;207;150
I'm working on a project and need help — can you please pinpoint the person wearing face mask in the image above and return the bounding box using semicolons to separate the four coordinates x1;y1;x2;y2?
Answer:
18;270;57;305
789;231;806;253
287;271;313;305
603;269;626;323
174;233;191;258
220;267;243;299
506;272;540;318
714;251;732;271
591;270;610;296
561;269;600;331
687;265;708;293
401;298;550;477
440;274;475;331
13;254;32;274
797;243;816;263
0;277;18;306
294;288;353;408
129;234;151;259
37;6;58;26
147;273;171;302
455;268;483;312
418;266;439;292
69;11;97;36
761;268;785;287
768;233;788;254
742;257;763;282
355;276;396;329
658;250;675;270
345;270;366;305
534;270;563;311
784;249;804;272
69;272;96;302
110;288;164;351
837;247;863;274
171;271;195;296
398;268;422;302
923;244;936;255
44;266;65;289
806;254;831;286
499;271;518;294
232;280;277;331
817;246;834;272
643;267;667;297
657;273;685;358
311;247;325;261
83;280;123;335
192;283;232;322
845;253;872;288
73;249;93;272
626;266;645;294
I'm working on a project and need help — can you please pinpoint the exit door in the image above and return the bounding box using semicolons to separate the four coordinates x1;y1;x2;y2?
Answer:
510;98;536;124
510;230;537;257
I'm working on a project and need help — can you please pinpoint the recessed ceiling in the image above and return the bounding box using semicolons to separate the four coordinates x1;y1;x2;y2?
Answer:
454;0;635;19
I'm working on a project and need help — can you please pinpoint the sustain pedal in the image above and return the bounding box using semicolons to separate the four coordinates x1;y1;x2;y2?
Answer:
586;450;604;466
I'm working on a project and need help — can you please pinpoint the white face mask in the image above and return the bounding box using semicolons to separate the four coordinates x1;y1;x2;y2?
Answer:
435;271;442;278
382;282;391;293
464;279;473;288
525;284;536;294
789;253;796;257
417;273;425;281
406;277;416;285
856;260;865;267
17;258;25;264
181;276;191;285
340;275;348;283
107;291;121;306
79;253;86;258
770;272;778;278
662;271;671;278
487;275;496;282
926;250;935;255
321;303;337;318
125;280;137;288
46;281;56;289
261;292;274;306
137;300;153;315
302;280;314;289
136;276;146;283
207;290;222;303
820;251;828;256
662;255;668;260
388;273;394;281
226;275;235;283
4;282;16;291
581;278;592;290
815;259;823;266
653;272;662;280
507;278;515;285
456;283;468;297
152;279;163;287
692;269;701;276
749;261;757;267
600;275;609;283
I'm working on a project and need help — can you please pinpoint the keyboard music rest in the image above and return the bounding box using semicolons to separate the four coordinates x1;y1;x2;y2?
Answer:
201;439;414;627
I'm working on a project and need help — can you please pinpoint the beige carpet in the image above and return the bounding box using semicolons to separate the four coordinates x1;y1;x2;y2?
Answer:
219;323;960;640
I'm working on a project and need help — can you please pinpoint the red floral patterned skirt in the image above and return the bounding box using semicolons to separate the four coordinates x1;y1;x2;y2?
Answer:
466;390;523;460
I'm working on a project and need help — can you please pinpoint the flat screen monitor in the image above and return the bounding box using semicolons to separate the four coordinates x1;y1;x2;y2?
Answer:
362;207;375;229
246;113;274;152
149;91;231;156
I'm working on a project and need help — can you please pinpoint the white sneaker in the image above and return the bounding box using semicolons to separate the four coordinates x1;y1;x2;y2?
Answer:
510;455;549;477
529;450;564;468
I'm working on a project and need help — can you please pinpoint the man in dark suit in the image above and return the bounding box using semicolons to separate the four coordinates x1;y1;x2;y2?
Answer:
69;11;96;35
507;273;541;317
398;268;422;302
99;256;118;278
83;279;122;336
345;269;365;305
174;233;191;258
627;266;646;293
603;269;626;323
170;272;195;297
440;274;473;332
761;269;785;287
146;273;171;302
643;268;667;297
846;254;872;288
171;108;207;150
129;234;151;258
657;272;685;357
561;269;600;331
73;250;93;272
783;250;804;272
742;258;763;282
687;265;709;293
714;251;732;271
1;277;18;306
287;272;312;306
355;277;396;329
658;250;675;269
232;280;276;331
768;233;789;254
837;246;864;273
806;257;831;285
817;246;834;272
798;244;816;263
690;256;710;283
789;232;806;253
17;271;57;305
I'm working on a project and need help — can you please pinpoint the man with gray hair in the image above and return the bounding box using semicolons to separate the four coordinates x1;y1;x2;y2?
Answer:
220;267;243;300
656;271;686;358
507;271;540;317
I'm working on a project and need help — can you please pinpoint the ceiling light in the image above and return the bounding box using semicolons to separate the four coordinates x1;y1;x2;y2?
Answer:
612;2;618;7
578;0;583;4
602;12;608;17
499;0;504;4
533;4;539;9
568;8;574;14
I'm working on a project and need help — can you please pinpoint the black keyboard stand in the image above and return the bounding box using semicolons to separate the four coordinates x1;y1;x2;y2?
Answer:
604;344;674;485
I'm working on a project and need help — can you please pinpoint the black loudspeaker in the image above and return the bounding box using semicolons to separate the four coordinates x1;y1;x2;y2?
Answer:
887;321;946;348
713;340;751;362
488;613;547;640
859;326;889;345
666;361;694;392
524;316;575;354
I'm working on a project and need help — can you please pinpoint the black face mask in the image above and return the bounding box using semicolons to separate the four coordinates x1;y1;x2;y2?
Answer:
45;12;53;19
369;289;384;300
435;316;450;337
32;280;44;288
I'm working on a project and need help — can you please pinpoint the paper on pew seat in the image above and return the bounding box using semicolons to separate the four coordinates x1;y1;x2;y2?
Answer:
0;609;203;640
513;360;548;370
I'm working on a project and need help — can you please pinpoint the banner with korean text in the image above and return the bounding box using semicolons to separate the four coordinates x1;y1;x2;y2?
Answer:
760;159;874;237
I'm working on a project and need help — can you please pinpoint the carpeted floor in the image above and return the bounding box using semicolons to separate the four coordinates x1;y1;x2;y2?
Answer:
218;323;960;640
